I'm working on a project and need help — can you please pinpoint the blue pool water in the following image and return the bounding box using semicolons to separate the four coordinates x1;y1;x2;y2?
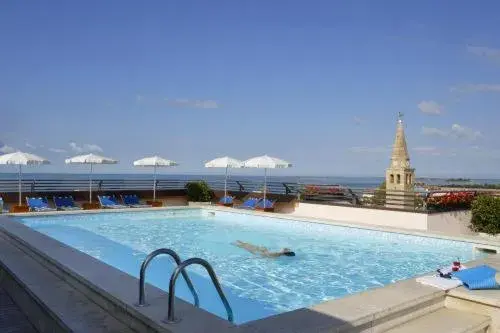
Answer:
19;209;482;324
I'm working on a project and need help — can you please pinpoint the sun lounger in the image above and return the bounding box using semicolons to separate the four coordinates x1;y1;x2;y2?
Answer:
256;198;276;211
121;194;150;208
453;265;499;290
53;196;82;211
26;197;56;212
217;196;234;206
236;197;261;210
98;195;128;209
0;196;3;213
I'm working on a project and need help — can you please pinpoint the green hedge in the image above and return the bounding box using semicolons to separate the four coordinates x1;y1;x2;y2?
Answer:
470;195;500;235
185;181;212;202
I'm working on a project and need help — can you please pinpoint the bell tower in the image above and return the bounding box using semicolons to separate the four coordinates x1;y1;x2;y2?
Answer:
385;113;415;209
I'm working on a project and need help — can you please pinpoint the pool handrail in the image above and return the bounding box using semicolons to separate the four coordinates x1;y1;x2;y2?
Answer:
166;257;233;324
136;248;199;308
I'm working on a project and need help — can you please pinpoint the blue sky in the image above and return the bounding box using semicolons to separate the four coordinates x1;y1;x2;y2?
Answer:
1;1;499;177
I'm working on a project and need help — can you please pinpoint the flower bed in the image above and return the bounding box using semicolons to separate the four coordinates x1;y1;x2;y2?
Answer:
302;185;344;195
426;191;476;210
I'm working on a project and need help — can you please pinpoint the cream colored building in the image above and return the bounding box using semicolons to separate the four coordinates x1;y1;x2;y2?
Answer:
385;114;416;209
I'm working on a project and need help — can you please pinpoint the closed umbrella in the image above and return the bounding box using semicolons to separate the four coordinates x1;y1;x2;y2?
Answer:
0;151;50;205
133;156;178;201
204;156;242;199
65;153;117;203
242;155;292;205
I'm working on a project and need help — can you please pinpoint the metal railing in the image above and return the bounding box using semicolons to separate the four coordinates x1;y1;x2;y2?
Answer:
0;178;300;196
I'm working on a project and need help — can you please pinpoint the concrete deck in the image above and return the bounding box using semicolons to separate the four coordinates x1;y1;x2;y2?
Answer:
0;287;38;333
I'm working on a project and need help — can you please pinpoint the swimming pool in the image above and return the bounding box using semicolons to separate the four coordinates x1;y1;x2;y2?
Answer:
19;209;482;324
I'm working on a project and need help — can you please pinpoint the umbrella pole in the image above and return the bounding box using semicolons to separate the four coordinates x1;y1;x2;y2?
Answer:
89;164;93;203
18;165;22;206
153;165;157;201
263;168;267;204
224;166;228;199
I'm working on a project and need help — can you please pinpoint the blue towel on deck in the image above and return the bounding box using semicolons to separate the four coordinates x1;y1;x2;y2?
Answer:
452;265;499;290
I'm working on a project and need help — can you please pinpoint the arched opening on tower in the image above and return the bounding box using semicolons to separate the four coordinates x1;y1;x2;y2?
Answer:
397;174;401;184
390;174;394;183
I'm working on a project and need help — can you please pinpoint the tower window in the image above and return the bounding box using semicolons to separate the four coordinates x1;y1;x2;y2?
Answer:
390;174;394;183
397;174;401;184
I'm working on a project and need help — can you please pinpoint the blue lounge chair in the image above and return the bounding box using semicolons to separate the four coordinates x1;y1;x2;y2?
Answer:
98;195;128;209
121;194;150;208
453;265;499;290
26;197;56;212
256;198;276;211
217;196;234;206
236;197;261;210
53;196;82;211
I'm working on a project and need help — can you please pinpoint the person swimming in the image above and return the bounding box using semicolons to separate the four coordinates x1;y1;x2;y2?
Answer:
232;240;295;258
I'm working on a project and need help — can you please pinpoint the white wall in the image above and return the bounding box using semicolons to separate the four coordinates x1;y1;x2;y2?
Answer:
291;203;474;235
427;211;473;235
291;203;428;230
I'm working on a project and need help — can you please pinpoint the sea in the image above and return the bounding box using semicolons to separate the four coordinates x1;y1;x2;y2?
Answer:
0;173;499;189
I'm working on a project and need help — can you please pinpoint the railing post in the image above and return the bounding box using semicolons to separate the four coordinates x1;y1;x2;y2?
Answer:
236;181;244;192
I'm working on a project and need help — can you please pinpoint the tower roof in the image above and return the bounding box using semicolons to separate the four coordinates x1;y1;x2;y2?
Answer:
390;116;410;166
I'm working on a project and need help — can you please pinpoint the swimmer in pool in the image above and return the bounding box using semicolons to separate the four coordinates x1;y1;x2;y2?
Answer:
232;240;295;258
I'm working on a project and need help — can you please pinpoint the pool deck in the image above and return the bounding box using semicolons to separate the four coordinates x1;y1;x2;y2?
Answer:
0;286;38;333
1;206;500;332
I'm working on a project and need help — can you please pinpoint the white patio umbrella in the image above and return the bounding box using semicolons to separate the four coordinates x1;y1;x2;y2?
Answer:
133;156;178;201
204;156;242;199
242;155;292;204
65;153;118;203
0;151;50;205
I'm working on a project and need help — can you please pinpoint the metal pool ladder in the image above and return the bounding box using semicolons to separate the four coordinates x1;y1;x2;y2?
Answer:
136;249;234;324
165;257;233;324
136;248;199;307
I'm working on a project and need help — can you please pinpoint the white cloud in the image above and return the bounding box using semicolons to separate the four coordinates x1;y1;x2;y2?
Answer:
165;98;219;109
49;148;67;153
136;94;143;103
421;124;482;141
0;145;16;154
467;45;500;60
69;142;103;153
348;146;390;153
417;100;443;115
450;84;500;93
450;124;482;140
353;116;362;125
25;142;36;150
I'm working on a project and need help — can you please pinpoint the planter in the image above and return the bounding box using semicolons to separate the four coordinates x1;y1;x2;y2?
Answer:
146;200;163;207
9;205;30;213
82;203;100;210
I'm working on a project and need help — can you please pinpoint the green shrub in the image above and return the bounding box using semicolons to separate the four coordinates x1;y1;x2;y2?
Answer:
372;180;386;206
185;181;212;202
470;195;500;234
